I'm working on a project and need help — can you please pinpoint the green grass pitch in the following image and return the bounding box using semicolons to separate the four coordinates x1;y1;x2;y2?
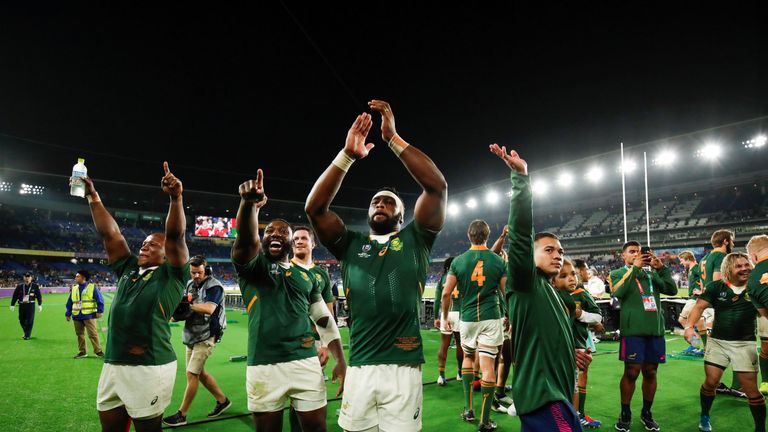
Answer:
0;293;756;431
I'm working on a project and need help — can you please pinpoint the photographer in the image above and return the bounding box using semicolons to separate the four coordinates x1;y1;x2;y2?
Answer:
163;256;230;427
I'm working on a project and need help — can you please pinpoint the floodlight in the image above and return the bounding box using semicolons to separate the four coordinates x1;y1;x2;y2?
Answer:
531;180;549;195
655;150;677;167
755;135;767;147
448;203;460;216
700;143;722;161
0;181;11;192
466;198;478;209
557;172;573;188
621;159;636;173
485;190;500;205
585;166;603;183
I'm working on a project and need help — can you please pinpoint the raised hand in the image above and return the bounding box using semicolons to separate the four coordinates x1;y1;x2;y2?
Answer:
81;176;97;197
489;144;528;175
161;161;183;198
368;99;397;143
238;169;268;208
344;113;375;160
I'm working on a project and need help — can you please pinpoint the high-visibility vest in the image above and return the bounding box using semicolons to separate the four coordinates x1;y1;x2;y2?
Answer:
71;283;97;316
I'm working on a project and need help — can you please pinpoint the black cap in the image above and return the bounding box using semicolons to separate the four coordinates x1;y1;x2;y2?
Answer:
23;272;32;277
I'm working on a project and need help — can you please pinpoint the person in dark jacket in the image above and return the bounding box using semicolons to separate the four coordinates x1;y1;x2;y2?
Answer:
10;272;43;340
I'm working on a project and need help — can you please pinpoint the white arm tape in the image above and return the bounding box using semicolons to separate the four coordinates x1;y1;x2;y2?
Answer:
577;310;603;324
309;301;341;346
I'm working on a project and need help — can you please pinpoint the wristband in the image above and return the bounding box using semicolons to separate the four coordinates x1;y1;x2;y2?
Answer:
332;150;355;172
387;134;410;156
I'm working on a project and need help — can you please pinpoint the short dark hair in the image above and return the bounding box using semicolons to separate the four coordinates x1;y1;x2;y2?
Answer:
292;225;314;241
468;220;490;244
534;232;559;242
574;259;587;269
622;241;641;252
76;269;91;281
711;229;734;248
189;255;207;268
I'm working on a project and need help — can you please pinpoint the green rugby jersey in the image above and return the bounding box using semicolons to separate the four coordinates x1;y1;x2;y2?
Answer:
748;257;768;310
449;246;505;322
506;172;575;416
701;250;726;287
434;272;461;319
328;222;436;366
700;280;757;341
688;263;702;298
570;288;601;349
610;265;678;337
235;252;322;366
106;255;188;365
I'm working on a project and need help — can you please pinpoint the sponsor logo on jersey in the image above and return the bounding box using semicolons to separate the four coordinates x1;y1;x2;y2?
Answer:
358;244;372;258
150;396;158;405
413;407;420;420
270;263;280;275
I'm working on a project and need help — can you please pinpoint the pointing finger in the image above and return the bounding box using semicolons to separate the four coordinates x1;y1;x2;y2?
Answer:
163;161;170;175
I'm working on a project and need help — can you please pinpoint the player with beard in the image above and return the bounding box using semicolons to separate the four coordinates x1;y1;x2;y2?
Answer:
489;144;590;431
232;170;346;432
684;253;764;432
701;229;745;397
746;235;768;395
306;100;446;431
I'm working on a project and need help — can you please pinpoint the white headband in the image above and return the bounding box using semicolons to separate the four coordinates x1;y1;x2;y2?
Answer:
372;190;405;218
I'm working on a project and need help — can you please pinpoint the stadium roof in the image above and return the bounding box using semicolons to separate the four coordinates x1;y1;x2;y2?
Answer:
1;3;767;205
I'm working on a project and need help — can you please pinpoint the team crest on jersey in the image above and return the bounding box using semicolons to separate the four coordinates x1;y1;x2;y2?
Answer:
315;274;323;282
761;273;768;285
390;237;403;252
745;292;751;302
300;271;310;281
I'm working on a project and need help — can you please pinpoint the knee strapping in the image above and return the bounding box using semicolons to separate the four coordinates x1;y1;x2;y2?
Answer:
478;345;499;359
461;344;476;356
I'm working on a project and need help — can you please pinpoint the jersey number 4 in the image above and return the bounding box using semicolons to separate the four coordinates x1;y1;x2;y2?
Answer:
471;260;485;287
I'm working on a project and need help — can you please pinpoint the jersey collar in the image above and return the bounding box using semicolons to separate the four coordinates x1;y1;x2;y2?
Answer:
469;245;488;250
369;231;398;244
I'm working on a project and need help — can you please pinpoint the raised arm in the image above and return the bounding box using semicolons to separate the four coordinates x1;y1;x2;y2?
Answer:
231;169;268;264
81;177;130;264
368;100;447;232
160;162;189;267
491;225;509;255
489;144;534;293
650;255;679;296
306;113;374;248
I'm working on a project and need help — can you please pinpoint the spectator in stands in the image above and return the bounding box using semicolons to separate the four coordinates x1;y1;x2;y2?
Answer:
65;269;104;358
610;241;677;432
684;252;765;432
79;162;189;432
163;255;231;427
746;235;768;395
306;100;446;431
232;169;346;431
10;272;42;339
489;144;589;430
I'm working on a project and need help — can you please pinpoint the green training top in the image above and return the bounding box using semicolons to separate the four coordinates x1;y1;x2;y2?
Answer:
235;252;321;366
106;255;188;365
610;265;678;337
450;246;506;322
506;172;576;416
328;222;436;366
748;257;768;310
701;250;726;287
688;263;702;299
571;288;601;349
700;280;757;341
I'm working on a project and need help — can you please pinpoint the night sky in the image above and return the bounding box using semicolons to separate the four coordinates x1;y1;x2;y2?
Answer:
1;2;767;206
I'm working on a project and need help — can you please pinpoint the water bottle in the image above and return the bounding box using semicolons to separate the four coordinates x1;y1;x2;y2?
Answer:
690;332;700;348
70;158;87;197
